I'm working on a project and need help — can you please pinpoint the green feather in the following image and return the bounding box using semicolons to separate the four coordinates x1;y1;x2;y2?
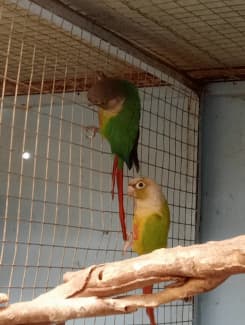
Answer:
133;202;170;255
100;80;141;170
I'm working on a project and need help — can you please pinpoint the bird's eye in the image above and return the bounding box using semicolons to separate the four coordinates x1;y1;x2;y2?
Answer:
136;181;145;189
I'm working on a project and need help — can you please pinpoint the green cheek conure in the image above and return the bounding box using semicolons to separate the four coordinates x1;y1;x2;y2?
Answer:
87;72;141;241
127;177;170;325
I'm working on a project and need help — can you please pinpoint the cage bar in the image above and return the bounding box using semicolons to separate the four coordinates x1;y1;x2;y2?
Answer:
0;1;199;324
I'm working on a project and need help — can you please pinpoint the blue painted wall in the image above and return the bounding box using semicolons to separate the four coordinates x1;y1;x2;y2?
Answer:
199;81;245;325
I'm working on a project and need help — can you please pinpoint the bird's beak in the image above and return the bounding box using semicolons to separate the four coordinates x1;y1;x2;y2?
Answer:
128;185;135;197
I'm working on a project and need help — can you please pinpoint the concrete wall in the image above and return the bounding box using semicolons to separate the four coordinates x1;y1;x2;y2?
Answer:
199;81;245;325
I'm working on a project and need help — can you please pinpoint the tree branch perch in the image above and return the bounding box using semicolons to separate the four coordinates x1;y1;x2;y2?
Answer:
0;235;244;325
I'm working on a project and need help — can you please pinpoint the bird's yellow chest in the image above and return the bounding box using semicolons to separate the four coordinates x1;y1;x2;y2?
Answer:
98;105;123;129
98;108;113;128
132;214;147;253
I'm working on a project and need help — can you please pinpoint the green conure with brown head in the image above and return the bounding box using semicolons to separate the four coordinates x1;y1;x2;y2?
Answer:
87;73;141;241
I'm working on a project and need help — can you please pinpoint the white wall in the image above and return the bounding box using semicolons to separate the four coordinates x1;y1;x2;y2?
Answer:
199;81;245;325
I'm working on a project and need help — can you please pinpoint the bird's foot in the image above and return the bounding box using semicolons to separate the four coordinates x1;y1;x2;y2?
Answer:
122;232;133;255
84;126;99;139
183;296;194;303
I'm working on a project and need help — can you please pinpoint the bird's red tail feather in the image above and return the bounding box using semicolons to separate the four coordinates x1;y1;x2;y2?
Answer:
143;286;157;325
111;156;118;200
111;156;127;241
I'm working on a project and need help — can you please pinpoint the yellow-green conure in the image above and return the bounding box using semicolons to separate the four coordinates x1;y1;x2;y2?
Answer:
87;72;141;241
127;177;170;325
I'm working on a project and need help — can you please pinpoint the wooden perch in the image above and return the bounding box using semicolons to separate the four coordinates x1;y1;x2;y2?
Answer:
0;235;245;325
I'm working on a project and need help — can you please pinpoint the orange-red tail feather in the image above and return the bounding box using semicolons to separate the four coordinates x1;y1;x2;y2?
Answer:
143;286;157;325
111;156;127;241
111;156;118;200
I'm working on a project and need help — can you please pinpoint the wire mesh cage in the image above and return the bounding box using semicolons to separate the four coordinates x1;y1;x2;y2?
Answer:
54;0;245;82
0;0;199;324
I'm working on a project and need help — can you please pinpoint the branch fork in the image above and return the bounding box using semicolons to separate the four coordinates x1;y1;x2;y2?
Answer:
0;235;244;324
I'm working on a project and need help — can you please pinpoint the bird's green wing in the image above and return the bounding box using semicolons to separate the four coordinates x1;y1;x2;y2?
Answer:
102;80;141;170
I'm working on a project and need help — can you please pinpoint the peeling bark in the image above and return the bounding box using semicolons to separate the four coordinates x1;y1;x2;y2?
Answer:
0;235;244;325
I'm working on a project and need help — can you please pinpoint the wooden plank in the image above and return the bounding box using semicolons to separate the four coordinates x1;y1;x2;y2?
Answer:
188;67;245;82
0;72;170;96
31;0;199;92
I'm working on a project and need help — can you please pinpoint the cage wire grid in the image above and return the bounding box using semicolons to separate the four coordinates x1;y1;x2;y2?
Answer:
0;0;199;324
49;0;245;82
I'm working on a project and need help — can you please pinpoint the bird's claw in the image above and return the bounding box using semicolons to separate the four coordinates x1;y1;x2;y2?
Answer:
84;126;99;139
122;232;133;255
183;296;194;303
